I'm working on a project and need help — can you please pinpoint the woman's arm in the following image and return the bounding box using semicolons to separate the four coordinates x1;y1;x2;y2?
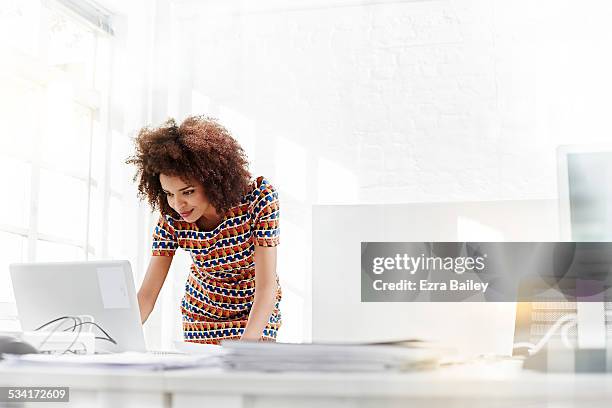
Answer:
242;245;278;341
137;256;173;324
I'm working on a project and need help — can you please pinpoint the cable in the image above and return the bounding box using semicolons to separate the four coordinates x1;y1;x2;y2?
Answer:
62;322;117;345
35;316;81;352
34;316;118;354
512;313;577;355
34;316;79;332
62;319;82;355
514;310;612;355
560;319;577;349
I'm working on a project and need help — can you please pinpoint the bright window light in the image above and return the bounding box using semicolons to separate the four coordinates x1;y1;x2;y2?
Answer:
42;83;91;177
87;185;102;258
38;169;88;241
110;131;130;193
0;76;41;159
0;0;114;300
0;157;31;229
0;231;27;302
35;239;84;262
0;0;41;57
107;195;126;259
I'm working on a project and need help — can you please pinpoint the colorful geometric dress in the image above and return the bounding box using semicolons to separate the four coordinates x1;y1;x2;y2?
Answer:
151;176;281;344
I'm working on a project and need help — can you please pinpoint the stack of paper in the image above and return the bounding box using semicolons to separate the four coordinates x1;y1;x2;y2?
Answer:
220;342;440;372
2;351;222;371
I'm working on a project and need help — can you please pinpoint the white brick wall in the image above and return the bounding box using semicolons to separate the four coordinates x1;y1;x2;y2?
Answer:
154;0;612;342
170;0;612;203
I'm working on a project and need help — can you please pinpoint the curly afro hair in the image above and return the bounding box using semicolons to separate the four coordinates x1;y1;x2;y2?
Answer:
127;115;252;218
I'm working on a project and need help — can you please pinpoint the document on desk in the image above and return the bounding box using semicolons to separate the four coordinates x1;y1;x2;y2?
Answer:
220;342;440;372
3;351;223;371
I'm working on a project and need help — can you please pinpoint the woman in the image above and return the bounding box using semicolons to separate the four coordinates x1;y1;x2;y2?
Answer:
128;116;281;343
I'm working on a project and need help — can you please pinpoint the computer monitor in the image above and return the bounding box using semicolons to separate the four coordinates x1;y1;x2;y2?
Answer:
557;144;612;242
312;201;559;356
10;260;146;353
556;145;612;349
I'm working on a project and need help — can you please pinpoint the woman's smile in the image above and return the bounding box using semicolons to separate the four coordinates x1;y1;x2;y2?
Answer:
179;209;194;219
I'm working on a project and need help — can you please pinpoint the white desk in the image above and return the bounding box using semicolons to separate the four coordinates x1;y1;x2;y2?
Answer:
1;360;612;408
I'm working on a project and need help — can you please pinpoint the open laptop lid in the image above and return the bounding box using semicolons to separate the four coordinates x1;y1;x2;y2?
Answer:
9;260;146;353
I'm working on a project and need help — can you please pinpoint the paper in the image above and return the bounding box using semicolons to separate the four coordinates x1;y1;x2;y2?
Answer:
220;342;440;372
3;352;220;371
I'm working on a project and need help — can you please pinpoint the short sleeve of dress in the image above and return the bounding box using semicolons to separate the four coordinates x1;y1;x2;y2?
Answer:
252;179;280;247
151;214;179;256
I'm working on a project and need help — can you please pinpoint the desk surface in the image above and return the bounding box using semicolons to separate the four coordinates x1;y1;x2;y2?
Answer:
1;360;612;399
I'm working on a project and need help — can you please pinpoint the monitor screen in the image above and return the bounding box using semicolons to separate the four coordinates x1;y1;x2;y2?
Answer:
567;151;612;241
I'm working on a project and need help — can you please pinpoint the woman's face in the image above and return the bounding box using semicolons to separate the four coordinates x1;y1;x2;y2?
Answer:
159;174;216;223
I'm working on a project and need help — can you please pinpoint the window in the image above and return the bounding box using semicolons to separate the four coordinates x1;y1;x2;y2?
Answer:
0;0;113;304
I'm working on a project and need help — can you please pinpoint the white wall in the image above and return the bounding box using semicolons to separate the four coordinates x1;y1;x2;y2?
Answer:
127;0;612;343
173;0;612;199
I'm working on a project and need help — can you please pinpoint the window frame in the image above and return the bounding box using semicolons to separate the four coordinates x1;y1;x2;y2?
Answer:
0;0;116;312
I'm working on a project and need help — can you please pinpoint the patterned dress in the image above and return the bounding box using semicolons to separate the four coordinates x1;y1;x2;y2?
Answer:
151;176;281;344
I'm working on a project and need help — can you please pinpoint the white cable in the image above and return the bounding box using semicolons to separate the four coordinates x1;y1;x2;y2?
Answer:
35;315;115;354
78;315;95;333
512;313;577;355
62;320;83;355
62;315;95;354
514;308;612;355
36;316;93;354
38;316;81;352
560;319;577;349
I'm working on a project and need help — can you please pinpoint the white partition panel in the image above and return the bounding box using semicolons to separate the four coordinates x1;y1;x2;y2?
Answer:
312;200;559;356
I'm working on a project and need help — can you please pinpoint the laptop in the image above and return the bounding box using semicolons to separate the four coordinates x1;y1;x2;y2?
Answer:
10;260;146;353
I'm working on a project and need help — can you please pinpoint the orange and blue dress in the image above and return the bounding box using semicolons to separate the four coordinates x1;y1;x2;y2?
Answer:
151;176;281;344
